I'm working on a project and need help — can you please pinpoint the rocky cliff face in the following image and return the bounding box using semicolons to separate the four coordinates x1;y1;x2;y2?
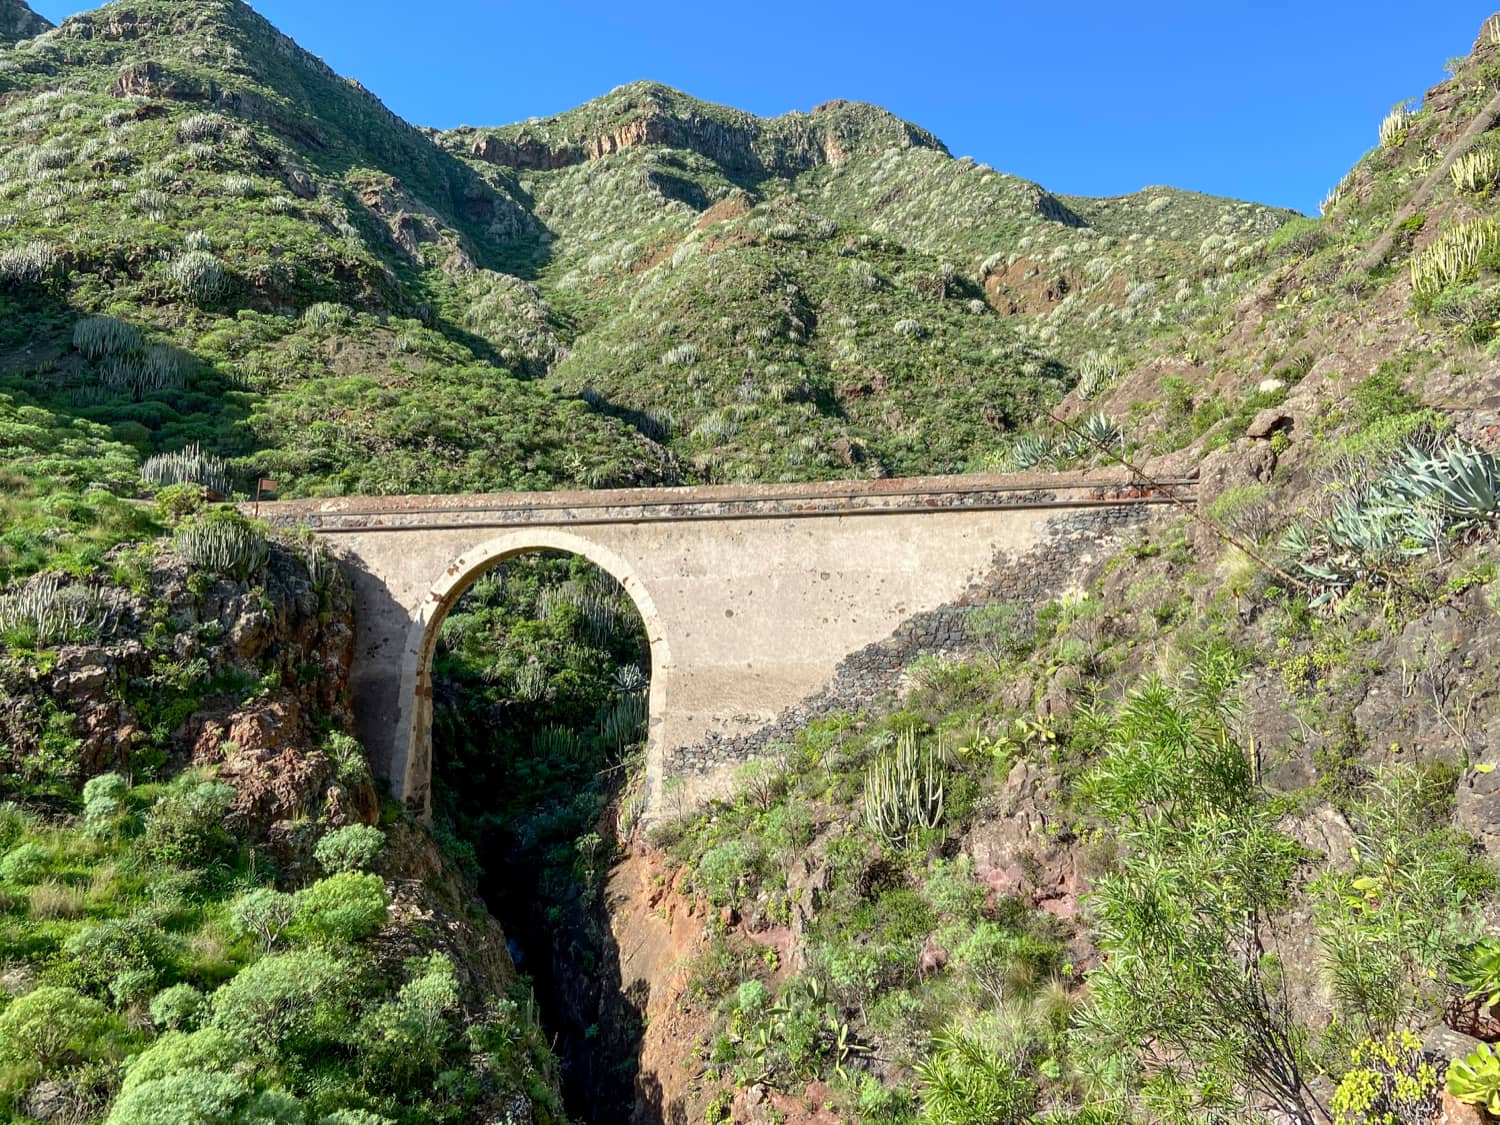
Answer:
447;81;946;178
0;0;49;44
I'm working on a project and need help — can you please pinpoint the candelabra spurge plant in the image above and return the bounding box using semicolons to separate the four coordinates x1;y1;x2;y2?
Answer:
173;515;269;579
863;730;945;847
141;443;231;498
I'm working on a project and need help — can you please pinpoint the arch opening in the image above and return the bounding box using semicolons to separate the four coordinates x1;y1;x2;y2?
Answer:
401;531;669;1123
393;528;670;821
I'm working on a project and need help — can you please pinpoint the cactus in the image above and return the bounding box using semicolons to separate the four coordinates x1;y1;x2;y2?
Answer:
1378;105;1414;149
598;690;648;755
863;730;945;847
169;251;229;306
1409;219;1500;299
532;725;585;762
0;240;58;286
0;576;113;646
141;443;231;497
173;518;269;578
73;315;143;360
1451;149;1500;196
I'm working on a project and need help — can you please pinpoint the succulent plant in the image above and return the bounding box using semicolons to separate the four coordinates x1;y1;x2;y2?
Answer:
1008;433;1053;471
141;443;231;497
1379;105;1415;149
1447;1042;1500;1114
864;729;945;847
173;518;269;578
1451;148;1500;196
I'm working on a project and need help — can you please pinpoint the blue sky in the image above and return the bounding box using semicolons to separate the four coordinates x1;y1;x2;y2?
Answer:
30;0;1495;214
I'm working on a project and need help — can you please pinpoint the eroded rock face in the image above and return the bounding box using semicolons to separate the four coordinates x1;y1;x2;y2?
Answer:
0;0;47;43
0;541;356;834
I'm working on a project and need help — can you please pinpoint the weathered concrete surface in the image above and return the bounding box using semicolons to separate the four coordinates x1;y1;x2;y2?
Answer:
248;471;1191;816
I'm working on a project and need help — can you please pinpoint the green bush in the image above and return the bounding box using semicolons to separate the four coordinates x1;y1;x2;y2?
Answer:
119;1027;241;1093
355;954;461;1087
289;872;388;944
229;887;298;951
62;915;174;1002
150;983;208;1031
106;1070;253;1125
83;772;132;829
144;775;237;869
0;984;118;1074
0;840;48;884
313;824;385;874
915;1027;1036;1125
208;948;356;1058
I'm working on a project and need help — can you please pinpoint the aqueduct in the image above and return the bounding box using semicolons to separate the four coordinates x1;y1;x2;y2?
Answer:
249;472;1191;817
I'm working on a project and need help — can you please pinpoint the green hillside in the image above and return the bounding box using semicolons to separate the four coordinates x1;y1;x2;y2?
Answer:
7;2;1500;1124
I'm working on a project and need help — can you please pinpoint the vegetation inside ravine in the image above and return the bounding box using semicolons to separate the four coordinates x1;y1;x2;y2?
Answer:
7;0;1500;1122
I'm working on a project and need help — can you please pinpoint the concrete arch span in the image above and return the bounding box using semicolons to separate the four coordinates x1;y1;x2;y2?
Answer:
393;528;671;822
250;472;1192;818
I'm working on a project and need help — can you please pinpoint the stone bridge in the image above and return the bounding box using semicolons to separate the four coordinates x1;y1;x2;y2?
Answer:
248;472;1192;818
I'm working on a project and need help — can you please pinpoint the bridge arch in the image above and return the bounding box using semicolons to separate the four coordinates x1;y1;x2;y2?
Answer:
390;527;671;819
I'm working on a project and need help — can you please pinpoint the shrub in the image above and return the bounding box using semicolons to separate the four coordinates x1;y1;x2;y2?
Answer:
313;824;385;874
289;872;388;944
105;1070;251;1125
0;840;48;884
1330;1030;1440;1125
142;444;231;497
169;251;229;306
355;954;460;1087
915;1027;1036;1125
173;516;269;579
229;887;297;951
149;983;207;1031
302;302;352;330
208;948;356;1058
74;315;144;360
83;772;131;825
118;1027;240;1093
62;915;173;1001
0;987;118;1095
143;774;237;869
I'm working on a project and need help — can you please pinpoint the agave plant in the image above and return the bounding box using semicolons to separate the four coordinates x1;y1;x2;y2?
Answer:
1007;433;1053;471
1076;351;1128;400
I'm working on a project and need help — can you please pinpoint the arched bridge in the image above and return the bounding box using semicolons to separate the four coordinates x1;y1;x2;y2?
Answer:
248;472;1193;818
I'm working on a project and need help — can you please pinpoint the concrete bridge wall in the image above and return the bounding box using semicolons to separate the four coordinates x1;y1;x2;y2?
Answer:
249;473;1189;817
